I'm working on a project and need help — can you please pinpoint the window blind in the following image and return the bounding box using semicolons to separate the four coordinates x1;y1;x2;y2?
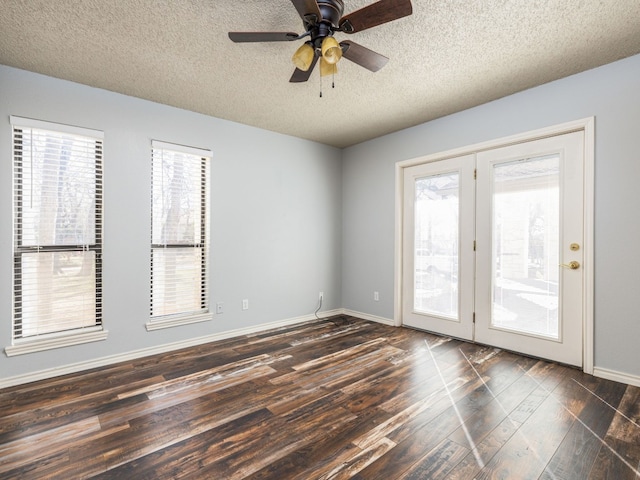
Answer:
150;141;210;320
11;117;103;340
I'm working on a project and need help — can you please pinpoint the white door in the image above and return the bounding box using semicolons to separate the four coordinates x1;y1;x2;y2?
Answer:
475;132;584;366
402;155;476;340
402;131;585;367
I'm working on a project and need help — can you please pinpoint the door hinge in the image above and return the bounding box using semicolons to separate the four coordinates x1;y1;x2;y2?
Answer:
474;169;477;180
473;240;476;251
473;312;476;323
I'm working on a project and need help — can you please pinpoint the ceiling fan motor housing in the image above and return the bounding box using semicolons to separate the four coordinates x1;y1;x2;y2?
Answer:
317;0;344;27
308;0;344;45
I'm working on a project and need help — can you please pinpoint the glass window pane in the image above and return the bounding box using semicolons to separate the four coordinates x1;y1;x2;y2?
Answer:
20;131;98;247
152;150;203;245
20;252;97;337
492;155;560;338
151;248;204;317
414;172;459;319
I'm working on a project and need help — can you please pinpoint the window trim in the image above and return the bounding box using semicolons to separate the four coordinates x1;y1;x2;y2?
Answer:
6;116;107;355
5;328;108;357
146;140;212;331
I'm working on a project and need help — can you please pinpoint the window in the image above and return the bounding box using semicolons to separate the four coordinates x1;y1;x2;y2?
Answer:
7;117;106;356
148;141;210;330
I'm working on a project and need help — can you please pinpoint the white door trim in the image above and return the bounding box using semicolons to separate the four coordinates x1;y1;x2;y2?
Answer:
395;117;595;373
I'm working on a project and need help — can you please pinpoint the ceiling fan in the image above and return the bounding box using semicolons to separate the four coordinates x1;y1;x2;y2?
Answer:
228;0;413;83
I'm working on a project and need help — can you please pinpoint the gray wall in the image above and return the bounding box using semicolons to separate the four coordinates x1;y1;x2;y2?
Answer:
3;53;640;384
0;65;343;382
342;53;640;378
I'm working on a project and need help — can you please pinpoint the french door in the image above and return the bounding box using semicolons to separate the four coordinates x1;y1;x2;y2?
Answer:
402;155;476;340
402;131;585;366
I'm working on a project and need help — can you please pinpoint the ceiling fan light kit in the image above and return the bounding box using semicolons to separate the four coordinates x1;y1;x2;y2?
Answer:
229;0;413;84
320;57;338;77
321;36;343;65
292;42;315;71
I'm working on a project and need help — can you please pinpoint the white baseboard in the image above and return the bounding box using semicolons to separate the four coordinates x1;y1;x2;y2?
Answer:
6;311;637;391
342;309;395;326
593;366;640;388
0;309;343;390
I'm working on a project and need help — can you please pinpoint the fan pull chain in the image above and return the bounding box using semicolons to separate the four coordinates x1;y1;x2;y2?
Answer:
318;70;336;97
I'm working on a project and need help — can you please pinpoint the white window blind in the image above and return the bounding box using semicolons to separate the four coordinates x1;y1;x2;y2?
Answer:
150;141;210;322
11;117;103;341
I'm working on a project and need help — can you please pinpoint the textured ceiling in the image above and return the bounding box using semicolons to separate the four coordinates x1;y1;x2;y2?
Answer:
1;1;640;148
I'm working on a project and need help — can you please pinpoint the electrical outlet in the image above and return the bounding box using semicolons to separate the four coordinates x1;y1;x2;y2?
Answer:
242;299;249;310
216;302;224;314
319;291;324;301
374;291;379;301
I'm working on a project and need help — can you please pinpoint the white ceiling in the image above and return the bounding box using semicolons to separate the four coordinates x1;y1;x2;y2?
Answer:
2;1;640;148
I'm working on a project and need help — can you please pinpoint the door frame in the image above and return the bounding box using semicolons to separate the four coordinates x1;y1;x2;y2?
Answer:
394;117;595;374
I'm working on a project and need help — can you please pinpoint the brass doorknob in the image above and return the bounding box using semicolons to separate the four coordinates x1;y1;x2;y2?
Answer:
560;261;580;270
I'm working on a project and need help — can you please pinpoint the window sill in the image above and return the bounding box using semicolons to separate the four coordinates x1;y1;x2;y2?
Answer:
5;329;109;357
146;313;213;331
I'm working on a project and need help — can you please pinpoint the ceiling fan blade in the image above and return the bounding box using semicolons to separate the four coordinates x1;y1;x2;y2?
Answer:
290;50;320;82
340;41;389;72
290;0;323;22
228;32;299;43
339;0;412;33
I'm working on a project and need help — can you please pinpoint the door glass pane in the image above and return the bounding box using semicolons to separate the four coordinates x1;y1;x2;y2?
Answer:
492;155;560;338
414;173;459;319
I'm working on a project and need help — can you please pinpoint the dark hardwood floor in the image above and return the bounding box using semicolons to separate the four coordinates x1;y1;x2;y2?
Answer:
1;316;639;479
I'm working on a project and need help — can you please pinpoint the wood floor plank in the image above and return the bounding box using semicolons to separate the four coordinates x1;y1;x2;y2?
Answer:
604;384;640;444
98;364;277;430
1;450;76;480
91;408;277;480
0;387;149;445
587;436;640;480
244;407;393;480
317;437;397;480
118;353;287;400
472;388;582;480
290;337;390;372
355;400;478;479
352;365;507;478
194;395;359;479
540;377;629;480
1;316;639;479
445;415;523;480
399;438;470;479
445;370;540;449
